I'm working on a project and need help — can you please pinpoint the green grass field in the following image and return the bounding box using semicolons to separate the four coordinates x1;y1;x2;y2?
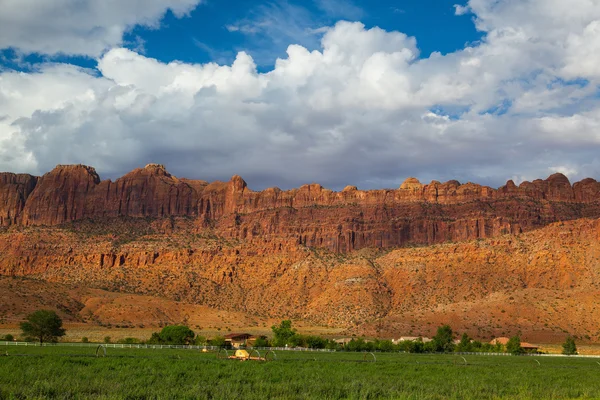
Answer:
1;345;599;399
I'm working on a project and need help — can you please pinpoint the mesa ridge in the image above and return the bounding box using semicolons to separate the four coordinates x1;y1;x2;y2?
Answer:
1;164;600;252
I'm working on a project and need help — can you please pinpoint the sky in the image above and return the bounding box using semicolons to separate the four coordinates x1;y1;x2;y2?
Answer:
0;0;599;190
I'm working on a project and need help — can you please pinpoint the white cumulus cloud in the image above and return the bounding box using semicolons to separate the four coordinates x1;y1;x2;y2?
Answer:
0;0;202;56
1;1;600;189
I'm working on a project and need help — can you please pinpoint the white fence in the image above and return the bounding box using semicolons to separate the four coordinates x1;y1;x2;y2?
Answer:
2;341;600;359
0;341;220;350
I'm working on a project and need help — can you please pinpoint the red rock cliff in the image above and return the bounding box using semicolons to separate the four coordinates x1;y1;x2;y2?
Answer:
1;164;599;251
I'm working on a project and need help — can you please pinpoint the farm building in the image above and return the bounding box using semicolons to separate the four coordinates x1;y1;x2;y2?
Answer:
490;337;510;345
333;338;354;346
490;337;539;352
392;337;432;344
224;333;255;348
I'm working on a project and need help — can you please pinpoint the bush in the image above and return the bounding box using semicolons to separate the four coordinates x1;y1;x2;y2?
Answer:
375;339;395;352
305;335;327;349
194;335;207;346
562;336;577;355
396;339;426;353
252;336;270;348
103;336;111;344
81;337;89;343
506;336;524;355
3;334;14;341
119;337;141;344
209;336;227;347
456;333;473;352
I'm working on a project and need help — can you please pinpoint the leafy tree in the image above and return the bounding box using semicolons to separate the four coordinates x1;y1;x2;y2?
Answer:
456;333;473;352
506;335;524;355
345;338;367;352
3;334;14;341
20;310;66;344
147;332;162;344
103;336;111;344
271;320;297;346
432;325;455;353
396;339;425;353
562;336;577;355
252;336;270;348
306;335;327;349
325;339;341;350
289;334;306;348
194;335;207;346
209;335;227;347
158;325;195;345
375;339;394;352
81;337;89;343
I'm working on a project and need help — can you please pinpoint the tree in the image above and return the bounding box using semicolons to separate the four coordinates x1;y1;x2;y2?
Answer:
456;333;473;353
506;335;523;355
562;336;577;355
157;325;195;345
432;325;455;353
209;335;227;347
271;320;297;347
20;310;66;344
252;336;270;348
375;339;394;352
194;335;207;346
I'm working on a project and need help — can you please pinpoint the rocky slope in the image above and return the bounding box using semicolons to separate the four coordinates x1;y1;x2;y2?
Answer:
1;217;600;342
1;164;600;252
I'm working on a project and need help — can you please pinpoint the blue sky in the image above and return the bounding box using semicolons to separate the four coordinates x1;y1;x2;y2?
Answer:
1;0;600;190
1;0;481;71
125;0;482;68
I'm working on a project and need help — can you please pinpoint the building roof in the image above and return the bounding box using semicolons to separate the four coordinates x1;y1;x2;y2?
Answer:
394;337;433;343
490;337;510;345
224;333;254;340
490;337;538;349
521;342;538;349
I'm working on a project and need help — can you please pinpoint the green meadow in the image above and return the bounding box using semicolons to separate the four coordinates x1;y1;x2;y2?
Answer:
1;345;599;399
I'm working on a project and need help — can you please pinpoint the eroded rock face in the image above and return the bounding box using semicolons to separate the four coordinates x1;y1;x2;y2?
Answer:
2;218;600;340
0;173;38;226
1;165;599;251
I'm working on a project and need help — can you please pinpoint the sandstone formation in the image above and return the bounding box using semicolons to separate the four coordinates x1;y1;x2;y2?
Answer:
1;164;599;252
1;218;600;342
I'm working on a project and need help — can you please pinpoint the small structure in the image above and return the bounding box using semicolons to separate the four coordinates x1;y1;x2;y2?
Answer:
217;348;275;361
490;337;539;353
490;337;510;346
393;337;432;344
520;342;539;353
224;333;255;348
333;338;354;346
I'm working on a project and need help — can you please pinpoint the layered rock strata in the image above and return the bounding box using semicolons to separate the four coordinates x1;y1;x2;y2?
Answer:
1;164;599;251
